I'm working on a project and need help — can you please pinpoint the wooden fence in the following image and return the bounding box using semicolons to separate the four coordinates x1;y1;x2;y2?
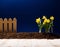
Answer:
0;18;17;33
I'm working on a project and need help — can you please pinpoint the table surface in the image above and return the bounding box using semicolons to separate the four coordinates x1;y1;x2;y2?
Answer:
0;39;60;47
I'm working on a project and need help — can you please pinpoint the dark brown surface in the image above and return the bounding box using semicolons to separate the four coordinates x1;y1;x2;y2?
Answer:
0;32;60;39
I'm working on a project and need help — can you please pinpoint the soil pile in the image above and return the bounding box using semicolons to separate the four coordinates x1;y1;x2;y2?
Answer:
0;32;60;39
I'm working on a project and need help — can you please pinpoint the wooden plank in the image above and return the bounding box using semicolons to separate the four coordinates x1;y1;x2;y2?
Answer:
8;18;12;32
4;18;8;32
0;18;3;32
13;18;17;32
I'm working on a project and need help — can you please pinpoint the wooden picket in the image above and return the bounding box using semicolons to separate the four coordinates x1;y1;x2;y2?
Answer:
13;18;17;32
0;18;17;33
4;18;8;32
8;18;12;32
0;18;3;33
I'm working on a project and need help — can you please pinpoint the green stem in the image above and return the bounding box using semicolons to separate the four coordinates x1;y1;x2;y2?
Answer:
45;28;50;33
39;28;42;33
39;29;41;33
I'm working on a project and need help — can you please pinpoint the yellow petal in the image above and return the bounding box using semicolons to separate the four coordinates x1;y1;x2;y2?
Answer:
36;18;40;24
44;18;47;23
43;18;47;25
42;16;46;19
46;19;50;23
50;16;54;20
43;22;46;25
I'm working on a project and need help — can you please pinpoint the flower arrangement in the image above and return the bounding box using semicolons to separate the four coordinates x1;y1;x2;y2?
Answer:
36;16;54;33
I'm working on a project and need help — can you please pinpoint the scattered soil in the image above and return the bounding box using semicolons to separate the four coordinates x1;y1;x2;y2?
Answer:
0;32;60;39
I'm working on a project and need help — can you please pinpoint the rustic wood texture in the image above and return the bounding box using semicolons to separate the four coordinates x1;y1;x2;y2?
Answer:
0;18;17;33
9;18;12;32
0;18;3;33
4;18;7;32
13;18;17;32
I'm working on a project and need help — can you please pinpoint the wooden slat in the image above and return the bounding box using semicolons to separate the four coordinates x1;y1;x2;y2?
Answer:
0;18;3;32
8;18;12;32
13;18;17;32
4;18;8;32
0;18;17;33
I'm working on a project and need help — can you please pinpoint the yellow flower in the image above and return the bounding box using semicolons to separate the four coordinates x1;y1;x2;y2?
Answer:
46;19;50;23
42;16;46;19
44;18;47;23
43;19;47;25
43;22;46;25
50;16;54;20
36;18;40;24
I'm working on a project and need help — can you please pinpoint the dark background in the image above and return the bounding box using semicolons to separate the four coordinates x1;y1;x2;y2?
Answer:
0;0;60;34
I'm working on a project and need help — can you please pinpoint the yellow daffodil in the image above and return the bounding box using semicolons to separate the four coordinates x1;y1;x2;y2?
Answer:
42;16;46;19
43;22;46;25
50;16;54;20
44;18;47;23
46;19;50;23
36;18;40;24
43;19;47;25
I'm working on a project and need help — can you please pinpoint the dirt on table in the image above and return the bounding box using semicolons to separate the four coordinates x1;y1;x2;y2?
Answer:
0;32;60;39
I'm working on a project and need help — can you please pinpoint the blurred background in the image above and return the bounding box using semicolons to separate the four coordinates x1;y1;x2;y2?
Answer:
0;0;60;35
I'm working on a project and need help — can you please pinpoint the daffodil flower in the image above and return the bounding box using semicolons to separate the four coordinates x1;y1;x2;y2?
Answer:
46;19;50;23
36;16;54;33
36;18;42;33
43;18;47;25
50;16;54;21
36;18;40;24
42;16;46;19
